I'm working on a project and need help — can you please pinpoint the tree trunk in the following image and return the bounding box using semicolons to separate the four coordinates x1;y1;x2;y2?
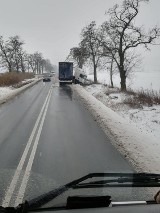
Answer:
21;63;25;72
120;69;126;91
42;65;44;74
16;60;19;72
21;58;25;72
93;56;97;83
5;59;12;72
94;64;97;83
119;53;126;91
36;62;38;74
28;62;30;72
79;63;83;69
79;58;83;69
8;64;12;72
38;62;41;74
34;62;36;74
110;58;114;88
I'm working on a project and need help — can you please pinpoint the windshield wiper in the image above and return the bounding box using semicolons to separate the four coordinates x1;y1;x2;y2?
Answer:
25;173;160;209
73;173;160;189
2;172;159;212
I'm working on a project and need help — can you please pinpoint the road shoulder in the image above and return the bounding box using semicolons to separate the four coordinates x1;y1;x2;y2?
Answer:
71;84;160;173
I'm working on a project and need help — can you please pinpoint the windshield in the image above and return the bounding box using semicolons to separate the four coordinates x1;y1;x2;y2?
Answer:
0;0;160;210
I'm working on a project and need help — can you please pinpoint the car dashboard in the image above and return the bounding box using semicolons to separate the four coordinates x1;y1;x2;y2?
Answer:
30;204;160;213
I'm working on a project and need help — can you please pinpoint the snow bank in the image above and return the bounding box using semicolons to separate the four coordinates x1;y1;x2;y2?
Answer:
72;84;160;173
85;84;160;140
0;87;15;103
0;78;41;105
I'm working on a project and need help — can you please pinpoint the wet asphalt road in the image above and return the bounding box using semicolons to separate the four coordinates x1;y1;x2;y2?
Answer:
0;79;133;207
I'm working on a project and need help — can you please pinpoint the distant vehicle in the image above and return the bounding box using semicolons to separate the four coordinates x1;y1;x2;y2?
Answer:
74;67;87;84
59;62;73;85
43;74;51;82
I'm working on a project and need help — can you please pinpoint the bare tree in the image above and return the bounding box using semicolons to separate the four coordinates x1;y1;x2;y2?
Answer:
33;52;43;74
19;51;28;72
80;21;103;83
27;54;36;73
98;55;118;88
101;0;160;91
0;35;54;75
7;36;25;72
0;35;27;72
27;54;54;74
26;52;42;74
67;47;88;69
0;36;13;72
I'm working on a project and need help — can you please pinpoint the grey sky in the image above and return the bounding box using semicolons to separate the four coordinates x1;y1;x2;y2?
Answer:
0;0;160;71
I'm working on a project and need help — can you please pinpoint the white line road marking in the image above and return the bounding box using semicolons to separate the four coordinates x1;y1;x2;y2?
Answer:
2;88;52;207
14;89;53;206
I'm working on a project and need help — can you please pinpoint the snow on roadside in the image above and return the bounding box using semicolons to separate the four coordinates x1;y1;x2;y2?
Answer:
0;87;15;102
0;78;41;104
72;84;160;173
85;84;160;140
13;78;37;88
120;106;160;140
21;78;36;83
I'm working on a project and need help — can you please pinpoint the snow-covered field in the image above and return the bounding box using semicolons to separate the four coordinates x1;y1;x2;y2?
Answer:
72;84;160;173
87;70;160;92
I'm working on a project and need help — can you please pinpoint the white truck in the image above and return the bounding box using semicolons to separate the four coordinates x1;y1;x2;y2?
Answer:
74;67;87;84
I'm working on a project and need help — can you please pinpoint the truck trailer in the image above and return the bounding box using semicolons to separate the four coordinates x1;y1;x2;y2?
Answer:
59;62;73;85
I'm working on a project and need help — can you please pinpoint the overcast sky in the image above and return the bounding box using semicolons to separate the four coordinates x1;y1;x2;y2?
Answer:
0;0;160;71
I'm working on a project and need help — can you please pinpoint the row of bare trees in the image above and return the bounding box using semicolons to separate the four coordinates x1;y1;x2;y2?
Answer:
68;0;160;91
0;35;54;74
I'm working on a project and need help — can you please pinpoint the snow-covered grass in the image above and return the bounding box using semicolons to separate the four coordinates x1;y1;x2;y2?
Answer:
0;87;15;102
72;84;160;173
84;84;160;141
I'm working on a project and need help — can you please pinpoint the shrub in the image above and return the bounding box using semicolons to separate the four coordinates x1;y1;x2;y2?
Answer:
124;88;160;107
0;72;34;86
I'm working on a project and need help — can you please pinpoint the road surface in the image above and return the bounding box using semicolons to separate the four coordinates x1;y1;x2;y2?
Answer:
0;78;133;207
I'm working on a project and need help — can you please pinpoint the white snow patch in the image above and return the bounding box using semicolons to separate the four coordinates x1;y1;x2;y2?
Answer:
0;87;15;102
0;78;41;104
72;84;160;173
